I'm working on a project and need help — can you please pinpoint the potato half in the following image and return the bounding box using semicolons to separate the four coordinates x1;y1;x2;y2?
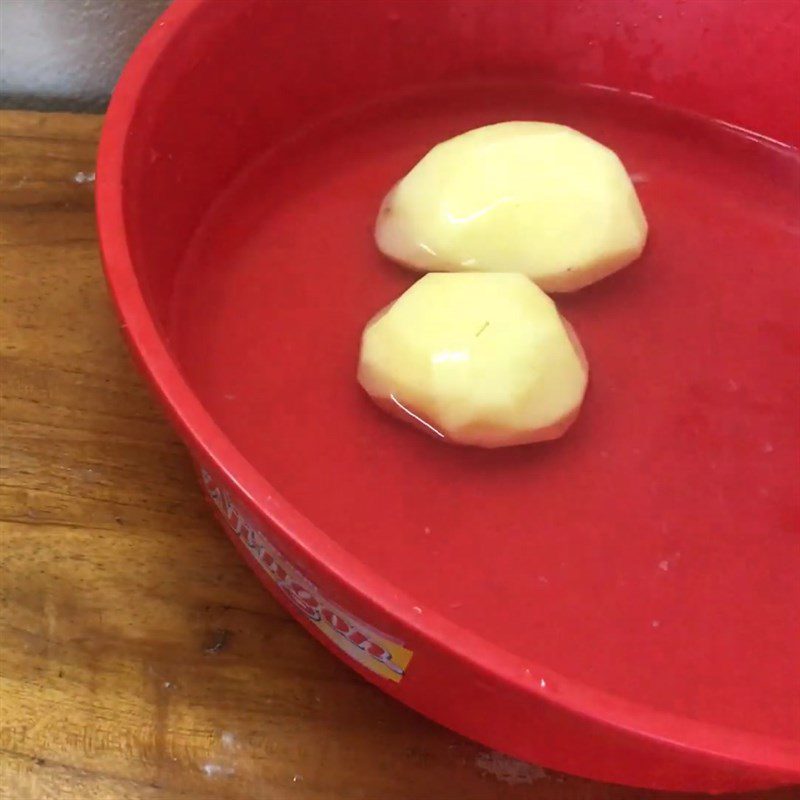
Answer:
358;272;588;447
376;122;647;292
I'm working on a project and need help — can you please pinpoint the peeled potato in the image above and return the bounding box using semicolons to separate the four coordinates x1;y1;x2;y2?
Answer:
376;122;647;292
357;272;588;448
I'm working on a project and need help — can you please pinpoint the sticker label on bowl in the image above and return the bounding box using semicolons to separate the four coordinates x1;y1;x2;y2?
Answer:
201;468;413;682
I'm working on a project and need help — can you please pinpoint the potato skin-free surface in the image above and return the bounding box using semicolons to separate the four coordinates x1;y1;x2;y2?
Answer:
376;122;647;292
358;273;589;447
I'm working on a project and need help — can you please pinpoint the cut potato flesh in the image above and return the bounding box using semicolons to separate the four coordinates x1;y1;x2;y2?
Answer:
358;273;588;447
376;122;647;292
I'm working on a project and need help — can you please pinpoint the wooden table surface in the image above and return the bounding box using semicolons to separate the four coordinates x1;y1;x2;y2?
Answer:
0;110;795;800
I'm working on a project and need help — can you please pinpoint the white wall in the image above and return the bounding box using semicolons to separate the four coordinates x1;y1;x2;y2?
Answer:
0;0;171;110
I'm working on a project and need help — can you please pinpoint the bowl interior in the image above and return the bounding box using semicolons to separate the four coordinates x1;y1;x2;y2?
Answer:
116;0;800;754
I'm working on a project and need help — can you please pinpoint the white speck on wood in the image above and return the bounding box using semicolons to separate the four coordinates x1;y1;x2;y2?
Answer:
201;763;234;778
221;731;236;748
475;750;546;785
73;171;96;184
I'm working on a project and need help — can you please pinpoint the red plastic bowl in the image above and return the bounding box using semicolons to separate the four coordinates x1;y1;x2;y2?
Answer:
97;0;800;792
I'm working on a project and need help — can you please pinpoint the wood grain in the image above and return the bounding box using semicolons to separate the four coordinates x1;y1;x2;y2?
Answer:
0;111;795;800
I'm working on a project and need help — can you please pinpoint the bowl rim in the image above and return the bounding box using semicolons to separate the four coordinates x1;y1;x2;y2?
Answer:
95;0;800;779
